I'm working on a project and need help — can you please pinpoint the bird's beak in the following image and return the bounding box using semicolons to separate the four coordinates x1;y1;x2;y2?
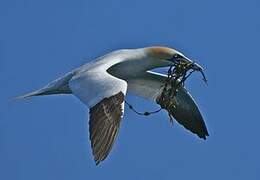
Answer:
185;58;207;84
170;56;204;71
190;61;204;71
178;56;202;71
169;56;207;83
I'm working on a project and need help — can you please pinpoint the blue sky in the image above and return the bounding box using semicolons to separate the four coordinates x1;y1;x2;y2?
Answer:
1;0;259;179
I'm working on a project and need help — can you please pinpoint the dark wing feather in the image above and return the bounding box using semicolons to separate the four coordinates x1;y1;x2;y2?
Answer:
127;71;208;139
157;88;209;139
89;92;124;165
173;89;209;139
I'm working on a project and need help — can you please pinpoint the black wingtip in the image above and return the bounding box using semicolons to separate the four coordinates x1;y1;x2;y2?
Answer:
199;133;209;140
95;160;101;166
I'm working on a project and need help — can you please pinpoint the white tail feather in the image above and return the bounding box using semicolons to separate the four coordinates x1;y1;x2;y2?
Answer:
14;71;75;100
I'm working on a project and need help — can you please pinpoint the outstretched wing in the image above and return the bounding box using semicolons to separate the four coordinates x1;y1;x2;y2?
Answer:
127;71;209;139
89;91;124;164
69;70;127;165
157;87;208;139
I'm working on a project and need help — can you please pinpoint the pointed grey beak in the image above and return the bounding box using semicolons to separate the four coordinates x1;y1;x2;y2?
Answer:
183;57;204;71
191;62;204;71
183;57;207;84
169;55;208;84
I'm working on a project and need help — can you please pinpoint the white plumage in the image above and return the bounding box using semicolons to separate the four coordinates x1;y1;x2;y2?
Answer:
17;46;209;165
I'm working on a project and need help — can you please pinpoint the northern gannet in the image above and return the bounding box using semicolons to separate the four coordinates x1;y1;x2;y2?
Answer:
17;46;209;165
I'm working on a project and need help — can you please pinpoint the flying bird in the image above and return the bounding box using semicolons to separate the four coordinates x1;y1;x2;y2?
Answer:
17;46;209;165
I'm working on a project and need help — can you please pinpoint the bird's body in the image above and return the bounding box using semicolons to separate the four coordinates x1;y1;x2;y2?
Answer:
17;46;209;165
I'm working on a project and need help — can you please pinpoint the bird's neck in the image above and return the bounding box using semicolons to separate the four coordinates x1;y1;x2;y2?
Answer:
108;55;171;79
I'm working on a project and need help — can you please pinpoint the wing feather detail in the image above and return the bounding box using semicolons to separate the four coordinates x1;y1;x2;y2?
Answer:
89;91;124;165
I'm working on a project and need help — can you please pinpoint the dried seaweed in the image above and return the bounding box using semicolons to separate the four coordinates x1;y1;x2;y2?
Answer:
156;61;207;125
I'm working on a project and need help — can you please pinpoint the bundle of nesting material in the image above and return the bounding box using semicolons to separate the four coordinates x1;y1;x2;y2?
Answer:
156;61;207;124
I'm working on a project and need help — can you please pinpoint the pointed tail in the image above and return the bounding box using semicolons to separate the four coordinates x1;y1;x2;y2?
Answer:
14;89;48;100
14;71;75;100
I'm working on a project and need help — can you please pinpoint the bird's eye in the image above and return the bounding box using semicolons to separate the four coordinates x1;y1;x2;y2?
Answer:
173;54;182;59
